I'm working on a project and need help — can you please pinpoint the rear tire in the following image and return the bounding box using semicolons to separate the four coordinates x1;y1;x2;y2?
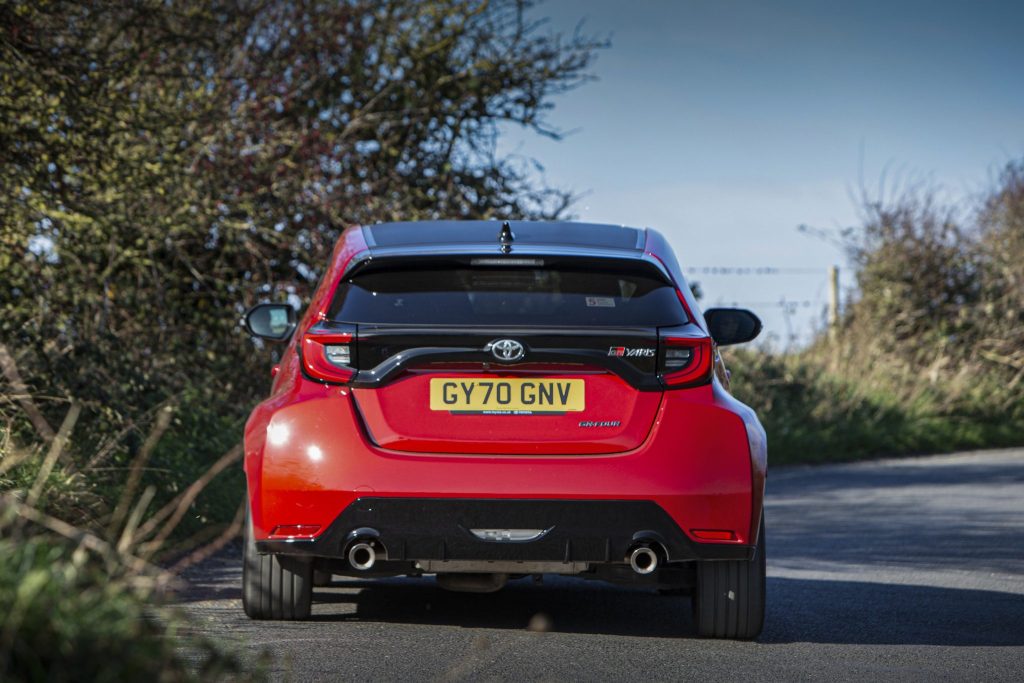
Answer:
692;514;766;640
242;509;313;620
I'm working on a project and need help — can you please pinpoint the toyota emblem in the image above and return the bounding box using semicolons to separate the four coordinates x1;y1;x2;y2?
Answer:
489;339;525;362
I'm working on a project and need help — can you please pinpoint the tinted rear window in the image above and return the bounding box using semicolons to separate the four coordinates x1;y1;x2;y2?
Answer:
329;265;687;326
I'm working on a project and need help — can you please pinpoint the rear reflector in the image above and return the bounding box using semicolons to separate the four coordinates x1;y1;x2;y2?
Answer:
302;327;356;383
691;529;736;541
269;524;321;539
660;336;713;388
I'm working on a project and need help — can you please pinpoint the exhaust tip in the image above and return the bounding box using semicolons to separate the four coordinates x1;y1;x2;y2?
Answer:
629;545;659;575
348;541;377;571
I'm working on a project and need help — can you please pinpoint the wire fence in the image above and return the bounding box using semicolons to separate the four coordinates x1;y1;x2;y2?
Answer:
684;266;827;276
685;265;838;346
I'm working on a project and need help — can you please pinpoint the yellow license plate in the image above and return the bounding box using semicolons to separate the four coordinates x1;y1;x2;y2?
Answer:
429;378;585;414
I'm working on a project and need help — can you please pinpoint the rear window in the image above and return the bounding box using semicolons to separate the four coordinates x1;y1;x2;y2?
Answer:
328;264;687;326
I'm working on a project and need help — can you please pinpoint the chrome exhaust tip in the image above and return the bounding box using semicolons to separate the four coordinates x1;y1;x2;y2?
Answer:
629;545;659;575
348;541;377;571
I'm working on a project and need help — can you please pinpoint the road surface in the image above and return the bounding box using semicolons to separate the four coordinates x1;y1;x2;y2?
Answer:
180;449;1024;681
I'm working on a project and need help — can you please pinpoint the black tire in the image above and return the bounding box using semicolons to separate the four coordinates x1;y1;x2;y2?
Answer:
692;514;766;640
242;510;313;620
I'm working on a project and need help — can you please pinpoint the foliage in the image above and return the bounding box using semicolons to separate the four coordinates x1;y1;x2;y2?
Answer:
976;161;1024;378
839;169;1024;412
0;0;600;526
0;536;247;682
727;162;1024;464
0;2;600;677
848;190;980;355
727;348;1022;465
0;0;601;455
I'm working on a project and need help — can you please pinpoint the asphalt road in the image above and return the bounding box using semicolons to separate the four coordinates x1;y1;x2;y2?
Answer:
180;449;1024;681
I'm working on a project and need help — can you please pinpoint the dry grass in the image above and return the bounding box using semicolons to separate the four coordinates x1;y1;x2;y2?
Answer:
0;350;250;680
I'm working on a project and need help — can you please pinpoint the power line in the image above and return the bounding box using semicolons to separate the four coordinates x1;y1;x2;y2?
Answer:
716;301;821;308
685;266;826;275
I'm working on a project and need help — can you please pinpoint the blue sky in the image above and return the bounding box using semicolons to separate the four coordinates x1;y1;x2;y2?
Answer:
498;0;1024;345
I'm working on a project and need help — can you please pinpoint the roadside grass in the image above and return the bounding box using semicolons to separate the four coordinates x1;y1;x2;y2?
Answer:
0;536;248;682
0;374;252;680
727;347;1024;465
0;394;248;555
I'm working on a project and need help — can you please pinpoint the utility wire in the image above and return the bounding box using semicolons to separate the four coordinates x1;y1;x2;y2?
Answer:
715;300;820;308
686;266;826;275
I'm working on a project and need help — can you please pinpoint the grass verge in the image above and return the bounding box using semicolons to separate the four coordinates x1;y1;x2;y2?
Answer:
727;348;1024;465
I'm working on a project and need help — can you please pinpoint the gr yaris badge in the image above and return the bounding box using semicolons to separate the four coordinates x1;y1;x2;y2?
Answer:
489;339;525;362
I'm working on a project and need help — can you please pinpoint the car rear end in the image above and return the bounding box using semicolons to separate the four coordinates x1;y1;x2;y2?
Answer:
242;221;766;638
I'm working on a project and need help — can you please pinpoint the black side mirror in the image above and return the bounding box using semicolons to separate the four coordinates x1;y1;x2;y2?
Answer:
703;308;762;346
244;303;297;342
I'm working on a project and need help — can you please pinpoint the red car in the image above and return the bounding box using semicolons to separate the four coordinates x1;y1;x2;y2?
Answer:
241;220;767;639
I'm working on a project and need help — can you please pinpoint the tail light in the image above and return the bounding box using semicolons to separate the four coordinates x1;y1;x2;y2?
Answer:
302;326;356;383
660;336;713;388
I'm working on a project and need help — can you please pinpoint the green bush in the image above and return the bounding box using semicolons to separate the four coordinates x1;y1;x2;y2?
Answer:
123;388;248;554
726;349;1023;465
726;163;1024;464
0;537;246;682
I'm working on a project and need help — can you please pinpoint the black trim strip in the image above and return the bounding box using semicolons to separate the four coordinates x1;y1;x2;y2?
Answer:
256;498;755;563
347;345;666;390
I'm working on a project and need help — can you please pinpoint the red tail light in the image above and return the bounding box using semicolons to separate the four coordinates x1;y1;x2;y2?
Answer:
660;336;713;388
302;328;356;383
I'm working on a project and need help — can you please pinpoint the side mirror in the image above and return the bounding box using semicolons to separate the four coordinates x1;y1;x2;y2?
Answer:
703;308;762;346
244;303;297;342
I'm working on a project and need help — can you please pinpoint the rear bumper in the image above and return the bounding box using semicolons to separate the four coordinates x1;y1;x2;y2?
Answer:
255;497;755;563
244;377;767;556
